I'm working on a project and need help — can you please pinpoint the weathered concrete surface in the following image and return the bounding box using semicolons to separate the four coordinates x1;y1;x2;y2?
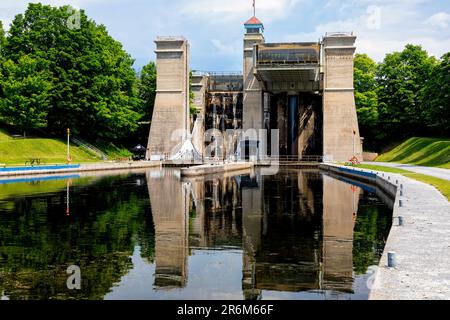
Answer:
243;28;264;132
0;162;161;178
365;161;450;181
321;163;450;300
370;176;450;300
322;34;363;162
146;37;190;159
191;73;208;155
363;152;379;162
180;162;254;177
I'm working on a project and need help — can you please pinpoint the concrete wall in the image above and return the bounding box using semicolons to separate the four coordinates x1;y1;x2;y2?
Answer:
363;152;379;162
322;35;363;162
147;38;190;159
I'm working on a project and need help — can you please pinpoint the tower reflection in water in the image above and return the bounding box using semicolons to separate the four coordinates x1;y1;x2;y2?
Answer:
146;168;374;299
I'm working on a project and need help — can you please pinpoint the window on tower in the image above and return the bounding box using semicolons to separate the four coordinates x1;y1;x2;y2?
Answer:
247;27;260;34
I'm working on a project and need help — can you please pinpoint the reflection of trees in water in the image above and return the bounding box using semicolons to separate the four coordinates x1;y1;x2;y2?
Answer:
0;170;393;300
0;174;155;300
352;192;393;275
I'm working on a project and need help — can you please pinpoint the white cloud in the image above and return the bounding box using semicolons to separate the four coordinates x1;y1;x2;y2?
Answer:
425;12;450;29
211;39;240;56
284;1;450;61
0;0;115;30
181;0;301;24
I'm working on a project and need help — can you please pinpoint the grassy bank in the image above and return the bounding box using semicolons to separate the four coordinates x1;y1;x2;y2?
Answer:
376;137;450;169
353;164;449;201
0;129;100;165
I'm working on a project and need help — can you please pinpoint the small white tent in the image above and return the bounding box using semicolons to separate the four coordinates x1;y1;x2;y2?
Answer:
171;134;203;161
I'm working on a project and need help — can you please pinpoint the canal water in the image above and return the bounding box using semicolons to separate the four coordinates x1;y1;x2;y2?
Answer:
0;169;393;300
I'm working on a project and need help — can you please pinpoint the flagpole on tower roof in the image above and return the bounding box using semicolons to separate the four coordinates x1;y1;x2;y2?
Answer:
253;0;256;17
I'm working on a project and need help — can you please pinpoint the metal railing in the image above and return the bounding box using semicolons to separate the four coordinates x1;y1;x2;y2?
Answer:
71;137;108;160
325;32;354;37
156;36;186;41
259;155;324;163
191;71;243;77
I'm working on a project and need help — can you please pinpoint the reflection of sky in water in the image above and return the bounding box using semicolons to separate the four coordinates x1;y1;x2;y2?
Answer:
106;247;244;300
106;246;375;300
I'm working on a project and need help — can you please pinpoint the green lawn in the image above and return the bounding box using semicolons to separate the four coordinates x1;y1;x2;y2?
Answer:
352;164;450;201
376;137;450;169
0;130;12;141
0;129;100;165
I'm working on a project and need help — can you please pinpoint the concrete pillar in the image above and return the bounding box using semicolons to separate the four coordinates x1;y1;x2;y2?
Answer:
191;73;208;155
322;33;363;162
146;37;190;160
241;176;263;300
147;170;188;289
322;175;358;292
243;34;264;132
288;94;299;156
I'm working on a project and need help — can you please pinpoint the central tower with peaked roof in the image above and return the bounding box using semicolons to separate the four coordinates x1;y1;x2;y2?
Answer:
243;13;265;132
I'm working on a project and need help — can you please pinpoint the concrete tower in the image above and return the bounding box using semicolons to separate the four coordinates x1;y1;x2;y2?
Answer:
146;37;190;160
322;33;363;162
243;16;265;131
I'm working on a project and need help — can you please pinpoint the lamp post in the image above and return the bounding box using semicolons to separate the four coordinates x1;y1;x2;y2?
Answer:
67;128;71;164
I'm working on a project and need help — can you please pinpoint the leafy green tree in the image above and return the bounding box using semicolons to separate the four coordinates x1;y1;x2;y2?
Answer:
138;61;157;122
354;54;379;150
0;21;5;55
3;3;142;140
376;45;437;141
422;52;450;135
0;55;52;137
0;21;5;99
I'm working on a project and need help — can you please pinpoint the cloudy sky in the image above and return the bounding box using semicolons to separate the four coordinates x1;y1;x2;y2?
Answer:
1;0;449;70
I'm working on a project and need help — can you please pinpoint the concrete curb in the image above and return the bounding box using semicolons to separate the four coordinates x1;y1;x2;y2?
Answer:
180;162;254;177
320;163;450;300
0;162;162;178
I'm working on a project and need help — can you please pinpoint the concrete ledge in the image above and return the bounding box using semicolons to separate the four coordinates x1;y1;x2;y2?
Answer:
320;163;450;300
0;162;162;178
180;162;254;177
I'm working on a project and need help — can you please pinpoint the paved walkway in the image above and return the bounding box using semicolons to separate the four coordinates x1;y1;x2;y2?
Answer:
364;162;450;181
370;173;450;300
323;164;450;300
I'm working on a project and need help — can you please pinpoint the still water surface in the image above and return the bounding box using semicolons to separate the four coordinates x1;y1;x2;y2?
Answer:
0;169;393;300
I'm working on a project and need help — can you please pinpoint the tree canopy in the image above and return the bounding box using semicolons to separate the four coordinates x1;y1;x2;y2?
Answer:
354;54;380;151
1;55;52;136
354;45;448;151
0;21;5;55
0;3;145;141
138;61;157;122
376;45;438;140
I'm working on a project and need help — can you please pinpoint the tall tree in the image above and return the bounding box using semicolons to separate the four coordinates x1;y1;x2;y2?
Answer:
4;3;142;140
423;52;450;135
0;21;5;54
354;53;379;150
0;55;52;137
376;45;437;140
138;61;157;122
0;21;5;99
